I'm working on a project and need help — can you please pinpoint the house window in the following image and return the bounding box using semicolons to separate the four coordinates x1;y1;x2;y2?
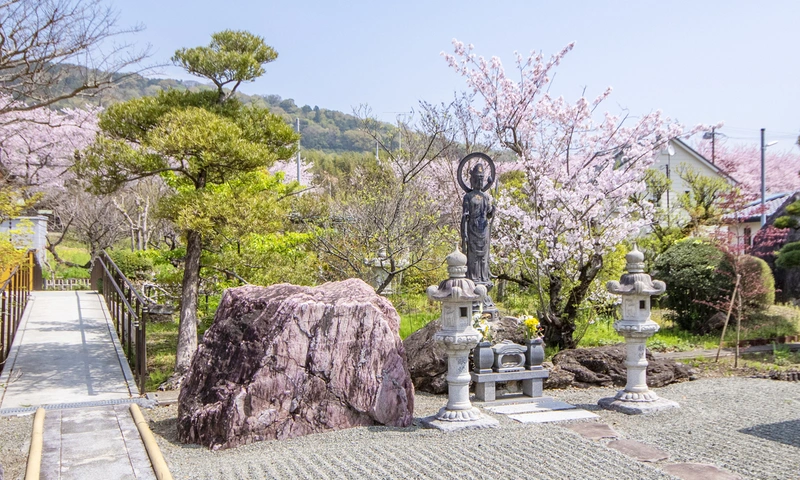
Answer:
744;227;752;247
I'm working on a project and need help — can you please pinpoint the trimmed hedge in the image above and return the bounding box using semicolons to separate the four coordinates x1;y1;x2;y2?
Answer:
776;241;800;270
655;240;776;333
654;239;734;332
739;255;775;312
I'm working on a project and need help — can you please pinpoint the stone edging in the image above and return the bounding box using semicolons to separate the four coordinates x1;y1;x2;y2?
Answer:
130;404;174;480
24;407;45;480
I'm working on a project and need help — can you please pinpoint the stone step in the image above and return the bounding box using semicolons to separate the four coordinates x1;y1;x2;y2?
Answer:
486;398;576;415
508;409;599;424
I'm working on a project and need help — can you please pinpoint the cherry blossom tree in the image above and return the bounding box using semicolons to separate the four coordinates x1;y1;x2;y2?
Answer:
0;95;99;195
444;40;702;349
695;142;800;195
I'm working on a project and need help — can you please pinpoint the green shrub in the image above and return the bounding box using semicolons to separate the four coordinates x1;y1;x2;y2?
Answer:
107;249;156;280
776;241;800;270
739;255;775;312
784;200;800;216
654;239;734;333
773;216;799;229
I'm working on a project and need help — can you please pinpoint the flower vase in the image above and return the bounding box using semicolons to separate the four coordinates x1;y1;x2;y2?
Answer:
473;341;494;374
525;337;545;370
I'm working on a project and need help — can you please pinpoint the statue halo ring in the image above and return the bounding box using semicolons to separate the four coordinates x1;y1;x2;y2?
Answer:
457;152;496;193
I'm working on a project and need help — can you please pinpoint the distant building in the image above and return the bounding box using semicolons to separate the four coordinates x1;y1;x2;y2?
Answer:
0;215;48;265
727;191;800;247
650;138;738;213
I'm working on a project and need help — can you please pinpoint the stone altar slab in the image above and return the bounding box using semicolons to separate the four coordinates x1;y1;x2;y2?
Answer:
508;409;598;424
420;415;499;432
487;398;576;415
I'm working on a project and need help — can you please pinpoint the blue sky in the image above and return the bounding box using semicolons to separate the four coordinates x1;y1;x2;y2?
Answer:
114;0;799;150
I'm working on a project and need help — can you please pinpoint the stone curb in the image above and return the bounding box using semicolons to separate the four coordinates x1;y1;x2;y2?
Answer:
24;407;45;480
130;404;173;480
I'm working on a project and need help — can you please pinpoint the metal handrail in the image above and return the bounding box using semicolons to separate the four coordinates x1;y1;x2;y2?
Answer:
0;251;34;375
91;250;148;394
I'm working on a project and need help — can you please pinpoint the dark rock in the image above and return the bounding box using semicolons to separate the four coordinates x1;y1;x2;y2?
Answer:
543;364;575;389
490;316;526;344
403;315;526;394
177;279;414;449
703;312;728;333
403;318;448;394
552;344;694;388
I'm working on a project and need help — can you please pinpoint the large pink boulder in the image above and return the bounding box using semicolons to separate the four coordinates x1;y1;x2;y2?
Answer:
177;279;415;449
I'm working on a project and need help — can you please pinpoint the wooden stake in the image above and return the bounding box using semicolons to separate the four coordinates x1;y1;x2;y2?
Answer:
715;274;741;362
735;286;743;368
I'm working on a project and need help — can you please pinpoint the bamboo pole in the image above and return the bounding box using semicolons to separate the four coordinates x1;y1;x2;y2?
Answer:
715;274;741;362
24;408;46;480
130;404;173;480
735;287;743;368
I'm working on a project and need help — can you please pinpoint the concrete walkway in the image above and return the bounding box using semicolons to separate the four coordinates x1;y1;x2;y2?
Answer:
0;291;158;479
0;290;135;411
42;405;156;480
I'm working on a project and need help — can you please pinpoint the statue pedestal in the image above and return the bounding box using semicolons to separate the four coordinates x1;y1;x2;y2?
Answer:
598;396;680;415
420;415;498;431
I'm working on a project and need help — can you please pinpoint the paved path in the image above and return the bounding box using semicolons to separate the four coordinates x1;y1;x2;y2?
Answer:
0;291;158;479
43;405;156;480
0;290;134;411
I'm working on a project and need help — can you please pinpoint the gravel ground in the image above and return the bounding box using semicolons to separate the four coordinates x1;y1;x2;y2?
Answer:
0;413;33;480
142;377;800;480
1;377;796;479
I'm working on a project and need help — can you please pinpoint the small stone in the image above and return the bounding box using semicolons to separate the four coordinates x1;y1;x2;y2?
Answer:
565;422;619;440
662;463;742;480
607;439;669;462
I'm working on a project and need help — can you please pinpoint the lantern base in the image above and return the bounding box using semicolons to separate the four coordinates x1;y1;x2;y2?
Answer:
420;413;499;431
598;395;680;415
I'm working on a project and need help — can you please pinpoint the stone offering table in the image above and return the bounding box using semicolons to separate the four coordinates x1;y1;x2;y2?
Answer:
471;339;550;402
471;369;550;402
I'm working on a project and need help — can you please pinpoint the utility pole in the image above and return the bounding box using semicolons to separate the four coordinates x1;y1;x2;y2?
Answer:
760;130;779;228
761;128;766;227
703;127;722;164
711;126;716;164
296;118;301;183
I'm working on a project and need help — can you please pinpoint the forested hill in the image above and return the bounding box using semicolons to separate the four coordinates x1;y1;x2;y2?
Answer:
54;67;388;154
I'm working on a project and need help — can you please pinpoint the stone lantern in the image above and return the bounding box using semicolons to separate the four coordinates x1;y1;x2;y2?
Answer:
598;245;680;414
421;247;499;430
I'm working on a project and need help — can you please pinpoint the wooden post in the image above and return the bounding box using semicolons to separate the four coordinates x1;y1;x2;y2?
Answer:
735;287;743;368
715;274;741;362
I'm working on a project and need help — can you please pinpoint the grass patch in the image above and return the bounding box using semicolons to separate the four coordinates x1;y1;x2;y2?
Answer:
388;293;440;340
44;238;91;279
684;347;800;377
578;305;800;353
144;313;216;391
145;319;179;391
399;312;438;339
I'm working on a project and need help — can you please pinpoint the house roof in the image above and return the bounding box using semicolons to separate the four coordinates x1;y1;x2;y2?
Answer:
726;191;799;223
671;138;740;185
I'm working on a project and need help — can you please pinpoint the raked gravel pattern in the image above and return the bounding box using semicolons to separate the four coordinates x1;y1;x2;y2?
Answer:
143;377;800;480
557;377;800;480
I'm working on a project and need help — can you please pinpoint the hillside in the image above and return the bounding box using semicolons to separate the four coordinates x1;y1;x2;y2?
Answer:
53;67;390;154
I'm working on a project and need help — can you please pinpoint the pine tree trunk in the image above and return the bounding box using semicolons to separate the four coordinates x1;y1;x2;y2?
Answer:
174;228;202;375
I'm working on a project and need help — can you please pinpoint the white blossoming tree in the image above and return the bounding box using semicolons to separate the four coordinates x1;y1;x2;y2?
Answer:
445;40;700;349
